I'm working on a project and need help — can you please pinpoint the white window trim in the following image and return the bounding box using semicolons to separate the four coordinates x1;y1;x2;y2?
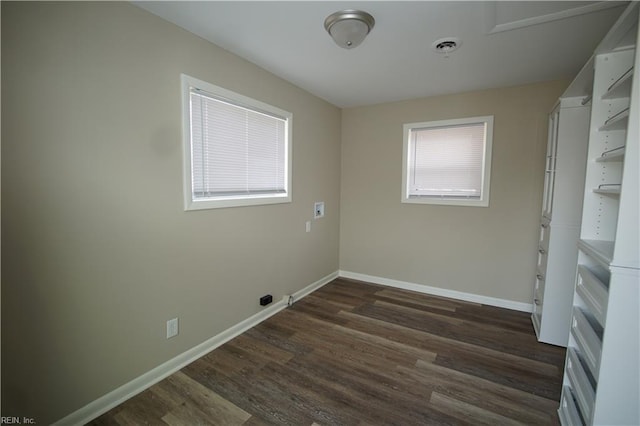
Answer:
401;116;493;207
181;74;293;211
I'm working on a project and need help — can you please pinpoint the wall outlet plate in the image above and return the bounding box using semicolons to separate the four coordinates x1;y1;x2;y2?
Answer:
314;201;325;218
166;318;179;339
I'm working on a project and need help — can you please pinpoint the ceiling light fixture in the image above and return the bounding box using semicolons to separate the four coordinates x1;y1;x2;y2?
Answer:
324;9;375;49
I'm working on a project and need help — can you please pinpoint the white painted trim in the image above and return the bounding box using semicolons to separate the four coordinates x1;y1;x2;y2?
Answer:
485;1;624;34
289;270;339;304
53;271;338;426
339;270;533;313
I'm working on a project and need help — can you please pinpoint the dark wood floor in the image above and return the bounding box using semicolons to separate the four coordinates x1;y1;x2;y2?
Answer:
90;278;566;425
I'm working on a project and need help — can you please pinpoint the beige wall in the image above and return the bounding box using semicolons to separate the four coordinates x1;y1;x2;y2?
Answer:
1;2;571;423
1;2;341;423
340;80;568;304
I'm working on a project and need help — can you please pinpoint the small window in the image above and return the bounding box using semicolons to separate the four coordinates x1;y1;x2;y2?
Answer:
182;74;292;210
402;116;493;207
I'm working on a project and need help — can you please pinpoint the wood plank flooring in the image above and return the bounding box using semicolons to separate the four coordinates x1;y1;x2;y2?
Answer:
89;278;566;425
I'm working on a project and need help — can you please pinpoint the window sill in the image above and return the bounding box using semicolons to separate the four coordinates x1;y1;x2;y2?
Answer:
401;196;489;207
185;193;292;211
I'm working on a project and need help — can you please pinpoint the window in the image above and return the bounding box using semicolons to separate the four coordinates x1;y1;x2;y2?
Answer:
182;74;292;210
402;116;493;207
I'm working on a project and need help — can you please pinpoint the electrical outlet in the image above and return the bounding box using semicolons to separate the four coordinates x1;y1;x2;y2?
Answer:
166;318;179;339
260;294;273;306
314;202;325;219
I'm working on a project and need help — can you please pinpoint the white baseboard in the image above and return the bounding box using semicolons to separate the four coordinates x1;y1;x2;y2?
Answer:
54;270;339;426
339;270;533;313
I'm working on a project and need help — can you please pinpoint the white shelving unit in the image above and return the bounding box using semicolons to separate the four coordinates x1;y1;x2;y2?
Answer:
532;98;590;347
558;4;640;425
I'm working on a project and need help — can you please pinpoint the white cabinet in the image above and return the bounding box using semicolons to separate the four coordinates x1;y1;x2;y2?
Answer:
532;99;589;347
558;4;640;425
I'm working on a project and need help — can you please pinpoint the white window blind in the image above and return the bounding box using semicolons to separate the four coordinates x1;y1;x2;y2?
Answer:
402;116;493;207
190;89;287;199
409;123;486;199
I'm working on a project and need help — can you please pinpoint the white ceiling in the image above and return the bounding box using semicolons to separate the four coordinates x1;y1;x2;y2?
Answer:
135;1;628;108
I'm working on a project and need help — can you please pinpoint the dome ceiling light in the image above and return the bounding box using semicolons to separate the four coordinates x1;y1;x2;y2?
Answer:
324;10;375;49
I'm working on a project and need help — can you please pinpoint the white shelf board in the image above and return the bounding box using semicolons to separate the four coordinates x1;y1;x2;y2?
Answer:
579;239;615;268
596;146;625;162
599;108;630;131
602;67;634;100
593;188;621;196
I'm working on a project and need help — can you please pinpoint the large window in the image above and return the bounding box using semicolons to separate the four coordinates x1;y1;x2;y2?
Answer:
402;116;493;207
182;74;292;210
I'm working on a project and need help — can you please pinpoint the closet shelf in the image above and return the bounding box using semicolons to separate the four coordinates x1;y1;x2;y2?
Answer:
602;67;634;100
559;5;639;425
593;188;621;196
578;239;615;268
595;146;625;162
599;108;629;131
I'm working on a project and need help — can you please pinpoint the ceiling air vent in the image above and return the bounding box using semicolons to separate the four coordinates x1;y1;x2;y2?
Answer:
432;37;462;55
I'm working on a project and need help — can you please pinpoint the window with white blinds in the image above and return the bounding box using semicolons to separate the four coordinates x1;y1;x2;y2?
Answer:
182;74;292;210
402;116;493;207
